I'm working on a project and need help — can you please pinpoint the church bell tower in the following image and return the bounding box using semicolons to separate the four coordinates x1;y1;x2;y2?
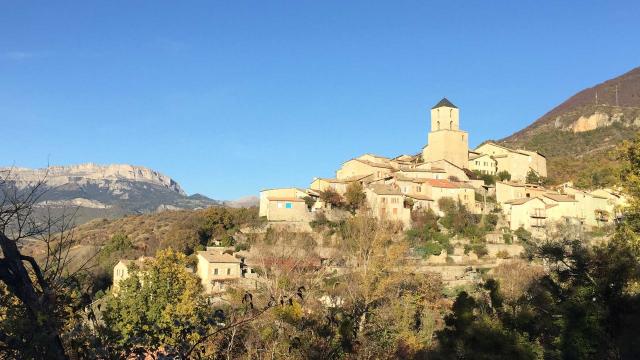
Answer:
422;98;469;169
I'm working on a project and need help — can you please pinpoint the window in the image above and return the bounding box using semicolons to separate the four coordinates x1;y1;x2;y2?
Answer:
285;202;292;209
277;202;283;208
227;268;231;275
416;186;422;192
214;268;218;275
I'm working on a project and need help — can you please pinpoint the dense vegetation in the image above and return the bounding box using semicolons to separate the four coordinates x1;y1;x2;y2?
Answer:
3;135;640;358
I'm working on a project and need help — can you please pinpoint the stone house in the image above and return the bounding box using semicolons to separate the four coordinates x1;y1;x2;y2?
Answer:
259;188;313;222
310;173;372;194
468;152;497;175
475;142;547;182
561;186;612;227
417;159;470;182
502;197;548;233
364;184;411;227
421;179;476;213
541;193;580;223
196;247;243;293
496;181;547;204
112;256;155;290
336;158;394;180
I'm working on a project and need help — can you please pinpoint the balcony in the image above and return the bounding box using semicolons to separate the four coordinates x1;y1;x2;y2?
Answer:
530;209;547;218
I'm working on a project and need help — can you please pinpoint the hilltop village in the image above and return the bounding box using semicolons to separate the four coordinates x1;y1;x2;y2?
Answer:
260;98;625;235
110;98;628;297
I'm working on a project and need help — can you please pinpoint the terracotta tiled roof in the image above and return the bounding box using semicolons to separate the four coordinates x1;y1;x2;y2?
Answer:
424;179;459;189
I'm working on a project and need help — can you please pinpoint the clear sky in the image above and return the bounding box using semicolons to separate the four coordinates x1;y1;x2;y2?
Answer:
1;1;639;200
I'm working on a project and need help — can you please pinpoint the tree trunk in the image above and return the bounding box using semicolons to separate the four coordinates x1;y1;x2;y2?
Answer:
0;232;68;359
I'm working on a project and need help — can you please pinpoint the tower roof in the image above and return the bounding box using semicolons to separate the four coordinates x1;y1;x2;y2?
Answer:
432;97;457;109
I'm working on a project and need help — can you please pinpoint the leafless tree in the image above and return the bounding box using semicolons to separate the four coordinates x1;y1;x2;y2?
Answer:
0;168;91;359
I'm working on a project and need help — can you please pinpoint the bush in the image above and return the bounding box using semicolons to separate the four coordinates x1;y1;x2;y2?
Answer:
310;212;330;230
483;214;499;231
502;233;513;244
514;227;532;242
464;242;488;257
417;241;443;257
234;243;251;252
496;250;510;259
303;196;316;211
496;171;511;182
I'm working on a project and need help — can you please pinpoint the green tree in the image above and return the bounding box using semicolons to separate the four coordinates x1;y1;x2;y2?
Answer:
525;169;540;184
103;249;210;354
344;182;366;213
497;170;511;182
617;133;640;253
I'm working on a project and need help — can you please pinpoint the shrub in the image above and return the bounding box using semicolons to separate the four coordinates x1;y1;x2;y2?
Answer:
496;250;510;259
483;214;499;231
234;243;251;252
496;170;511;182
514;227;532;242
502;233;513;244
303;196;316;211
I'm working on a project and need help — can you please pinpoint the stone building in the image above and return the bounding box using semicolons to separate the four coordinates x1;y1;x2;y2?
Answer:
422;98;469;169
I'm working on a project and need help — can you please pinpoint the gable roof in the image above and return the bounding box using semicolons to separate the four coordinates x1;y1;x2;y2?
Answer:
543;193;577;202
504;197;543;205
476;142;543;158
354;159;394;169
407;194;434;201
424;179;460;189
369;184;403;195
432;97;457;109
469;153;494;161
315;173;372;184
197;250;241;264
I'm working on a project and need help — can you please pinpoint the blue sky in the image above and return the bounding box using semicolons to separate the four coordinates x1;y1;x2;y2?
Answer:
1;1;639;200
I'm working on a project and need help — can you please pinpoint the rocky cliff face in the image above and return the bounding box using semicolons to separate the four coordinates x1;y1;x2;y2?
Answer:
0;163;221;225
4;163;185;195
498;66;640;187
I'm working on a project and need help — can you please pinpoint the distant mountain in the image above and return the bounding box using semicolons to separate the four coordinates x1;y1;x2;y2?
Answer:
499;66;640;187
224;195;259;208
0;163;222;225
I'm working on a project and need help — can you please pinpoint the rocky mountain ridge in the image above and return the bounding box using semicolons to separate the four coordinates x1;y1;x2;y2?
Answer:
2;163;185;195
1;163;223;225
498;66;640;187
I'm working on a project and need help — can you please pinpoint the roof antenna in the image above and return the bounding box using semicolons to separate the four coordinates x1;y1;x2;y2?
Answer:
595;90;598;106
615;84;619;107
